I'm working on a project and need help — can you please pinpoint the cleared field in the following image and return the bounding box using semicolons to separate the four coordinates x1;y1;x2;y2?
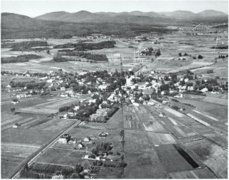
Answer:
125;130;151;153
147;132;177;145
155;144;198;173
183;138;228;178
123;110;144;130
124;152;168;179
169;167;216;179
143;121;167;132
105;108;123;129
1;128;59;146
202;132;228;148
33;119;75;131
164;107;185;117
203;96;228;106
192;110;218;121
1;142;39;178
178;98;228;121
187;113;211;127
17;107;58;114
35;148;85;166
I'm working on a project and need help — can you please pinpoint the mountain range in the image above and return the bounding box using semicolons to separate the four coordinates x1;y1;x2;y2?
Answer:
36;10;228;23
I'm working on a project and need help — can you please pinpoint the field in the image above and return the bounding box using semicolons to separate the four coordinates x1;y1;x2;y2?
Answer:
183;138;228;178
17;95;90;114
178;98;228;121
35;148;86;166
1;143;39;178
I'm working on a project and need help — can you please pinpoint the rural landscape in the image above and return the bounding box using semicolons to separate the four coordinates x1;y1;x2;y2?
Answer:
1;0;228;179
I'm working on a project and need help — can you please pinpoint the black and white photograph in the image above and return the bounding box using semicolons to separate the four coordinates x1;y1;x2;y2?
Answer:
1;0;228;178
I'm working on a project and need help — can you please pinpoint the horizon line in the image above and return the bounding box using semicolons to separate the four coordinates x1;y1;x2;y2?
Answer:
2;9;228;18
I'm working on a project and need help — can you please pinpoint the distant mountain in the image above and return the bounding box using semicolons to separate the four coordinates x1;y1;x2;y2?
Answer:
1;13;43;29
36;11;70;21
35;10;228;23
159;10;196;20
197;10;227;17
36;10;175;24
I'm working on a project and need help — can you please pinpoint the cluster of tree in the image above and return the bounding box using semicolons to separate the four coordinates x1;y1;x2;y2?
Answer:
207;69;214;74
53;55;70;62
171;99;179;102
2;41;48;51
54;41;116;50
211;45;228;49
59;105;72;112
20;163;83;179
178;52;189;56
139;47;154;56
151;94;163;103
10;81;46;89
218;54;228;58
54;52;108;62
171;105;180;111
77;52;108;62
1;54;42;63
91;142;113;156
184;91;206;96
107;106;119;118
182;103;195;108
1;71;48;77
198;55;204;59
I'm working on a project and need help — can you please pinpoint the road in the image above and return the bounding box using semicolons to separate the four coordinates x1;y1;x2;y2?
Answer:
11;120;81;179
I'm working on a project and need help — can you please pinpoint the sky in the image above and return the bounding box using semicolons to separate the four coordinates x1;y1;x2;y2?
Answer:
1;0;228;18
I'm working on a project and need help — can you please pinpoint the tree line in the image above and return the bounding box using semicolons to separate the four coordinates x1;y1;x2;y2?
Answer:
1;54;42;63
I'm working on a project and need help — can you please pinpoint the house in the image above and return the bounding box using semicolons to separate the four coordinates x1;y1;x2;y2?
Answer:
98;84;108;90
200;87;208;92
12;123;21;128
58;137;67;144
84;137;91;142
11;99;19;104
78;142;85;149
99;132;109;138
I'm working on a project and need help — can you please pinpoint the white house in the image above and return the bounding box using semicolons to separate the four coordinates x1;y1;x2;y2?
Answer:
58;137;67;144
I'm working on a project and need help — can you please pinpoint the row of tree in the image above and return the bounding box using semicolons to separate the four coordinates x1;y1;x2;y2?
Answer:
10;81;47;89
1;54;42;63
54;41;116;50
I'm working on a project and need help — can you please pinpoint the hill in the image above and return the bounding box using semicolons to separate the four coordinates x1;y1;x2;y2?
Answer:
159;10;196;20
1;13;43;29
197;10;227;17
36;10;228;23
35;11;70;21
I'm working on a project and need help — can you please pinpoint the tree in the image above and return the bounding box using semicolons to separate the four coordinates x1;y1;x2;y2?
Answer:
70;173;80;179
178;52;182;56
11;108;16;114
198;55;203;59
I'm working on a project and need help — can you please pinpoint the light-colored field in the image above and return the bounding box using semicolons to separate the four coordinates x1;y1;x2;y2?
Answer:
147;132;177;145
203;97;228;106
164;107;185;117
